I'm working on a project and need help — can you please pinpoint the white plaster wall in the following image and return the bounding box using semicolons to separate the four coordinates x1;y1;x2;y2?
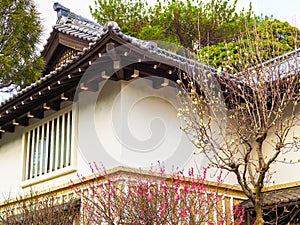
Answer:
76;78;204;174
0;77;242;200
0;129;23;199
261;120;300;186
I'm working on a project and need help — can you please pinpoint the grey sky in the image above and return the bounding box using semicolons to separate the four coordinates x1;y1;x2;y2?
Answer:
34;0;95;48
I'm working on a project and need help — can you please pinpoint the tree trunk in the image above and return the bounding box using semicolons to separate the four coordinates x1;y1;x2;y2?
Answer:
254;197;264;225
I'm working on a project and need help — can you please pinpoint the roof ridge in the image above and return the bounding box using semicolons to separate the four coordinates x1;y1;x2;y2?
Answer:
53;2;101;28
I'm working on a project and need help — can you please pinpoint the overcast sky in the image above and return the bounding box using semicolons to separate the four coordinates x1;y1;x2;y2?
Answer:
34;0;95;48
34;0;300;48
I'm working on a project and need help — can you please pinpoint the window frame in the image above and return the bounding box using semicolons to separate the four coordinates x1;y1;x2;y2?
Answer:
21;106;77;187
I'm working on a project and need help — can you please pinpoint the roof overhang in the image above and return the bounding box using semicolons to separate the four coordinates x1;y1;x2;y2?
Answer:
0;31;191;138
42;30;90;73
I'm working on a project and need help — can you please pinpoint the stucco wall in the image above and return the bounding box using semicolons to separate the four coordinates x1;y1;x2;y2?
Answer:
76;78;208;173
2;77;300;199
0;78;204;199
0;128;23;198
261;118;300;186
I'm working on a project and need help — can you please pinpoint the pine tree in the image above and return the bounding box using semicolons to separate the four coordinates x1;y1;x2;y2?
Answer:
90;0;256;51
0;0;44;88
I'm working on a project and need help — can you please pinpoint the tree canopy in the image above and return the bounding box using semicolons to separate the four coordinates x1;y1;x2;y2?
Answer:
0;0;44;88
90;0;256;50
200;18;300;69
91;0;299;70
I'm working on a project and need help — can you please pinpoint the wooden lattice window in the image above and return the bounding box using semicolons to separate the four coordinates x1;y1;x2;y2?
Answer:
55;49;78;68
24;109;73;180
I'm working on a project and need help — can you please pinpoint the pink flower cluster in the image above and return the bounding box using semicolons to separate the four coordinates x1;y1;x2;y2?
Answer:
71;162;245;224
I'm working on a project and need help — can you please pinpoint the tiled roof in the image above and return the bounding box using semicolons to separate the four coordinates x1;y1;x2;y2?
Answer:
52;7;103;42
241;185;300;209
0;2;215;108
50;2;218;69
53;22;101;42
2;2;297;113
0;4;109;107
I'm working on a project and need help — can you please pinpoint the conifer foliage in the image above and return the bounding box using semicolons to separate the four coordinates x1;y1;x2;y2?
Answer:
0;0;44;88
90;0;256;50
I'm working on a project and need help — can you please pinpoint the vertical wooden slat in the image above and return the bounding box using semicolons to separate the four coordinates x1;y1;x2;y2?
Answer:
205;192;209;225
39;124;45;176
34;127;40;177
222;197;226;225
55;117;60;170
213;194;218;225
30;129;36;178
49;119;55;172
230;197;234;223
194;191;200;223
33;128;39;177
60;114;65;168
44;122;50;174
66;111;71;166
88;186;93;216
60;194;63;206
70;111;74;166
26;131;31;180
80;188;85;225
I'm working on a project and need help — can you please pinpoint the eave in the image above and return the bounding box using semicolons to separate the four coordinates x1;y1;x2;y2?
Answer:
42;30;90;74
0;31;192;138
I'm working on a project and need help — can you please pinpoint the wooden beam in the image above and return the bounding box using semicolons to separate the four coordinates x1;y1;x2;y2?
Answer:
115;69;125;80
47;100;61;111
30;109;44;119
43;32;60;65
58;33;89;51
15;117;29;126
2;124;15;133
152;77;164;89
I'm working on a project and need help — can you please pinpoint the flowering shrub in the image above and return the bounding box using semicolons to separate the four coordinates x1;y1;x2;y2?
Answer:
73;163;245;225
0;192;79;225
